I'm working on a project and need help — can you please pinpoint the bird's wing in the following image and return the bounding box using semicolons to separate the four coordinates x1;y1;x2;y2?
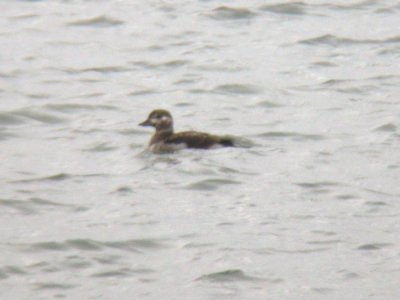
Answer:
166;131;222;149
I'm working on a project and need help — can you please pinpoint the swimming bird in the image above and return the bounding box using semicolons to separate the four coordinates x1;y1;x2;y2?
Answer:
139;109;234;153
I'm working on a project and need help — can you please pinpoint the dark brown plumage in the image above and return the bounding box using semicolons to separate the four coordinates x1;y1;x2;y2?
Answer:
139;109;234;152
166;131;234;148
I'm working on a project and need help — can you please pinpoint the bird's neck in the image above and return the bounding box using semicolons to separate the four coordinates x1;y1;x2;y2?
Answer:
150;127;174;144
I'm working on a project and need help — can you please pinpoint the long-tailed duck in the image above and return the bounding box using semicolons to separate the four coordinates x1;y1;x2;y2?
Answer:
139;109;234;153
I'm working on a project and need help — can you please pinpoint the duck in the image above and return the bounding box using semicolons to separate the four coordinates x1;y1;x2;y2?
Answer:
139;109;234;153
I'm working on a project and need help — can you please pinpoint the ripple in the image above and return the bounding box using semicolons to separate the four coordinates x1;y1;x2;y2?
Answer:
104;239;169;251
26;240;98;252
311;230;337;236
258;131;325;141
8;13;39;20
311;287;335;294
12;173;71;183
0;197;83;215
0;128;17;140
56;66;130;74
93;254;122;265
112;186;133;195
13;108;65;124
12;173;111;184
256;247;329;254
297;181;339;189
312;61;337;68
307;239;342;245
213;84;261;95
320;79;348;86
67;239;104;251
259;2;307;15
2;265;26;276
30;242;69;252
193;63;247;73
34;282;75;290
327;0;380;11
128;88;159;96
197;269;264;282
183;242;215;249
255;100;281;108
62;256;92;270
365;201;388;206
341;271;361;280
67;15;124;28
337;86;376;95
377;3;400;13
363;187;399;197
357;243;393;250
336;194;356;200
91;267;153;278
161;60;190;68
26;93;52;100
299;34;400;46
84;142;117;152
186;178;240;191
175;101;194;107
46;103;117;113
315;78;377;94
0;112;28;126
23;238;169;253
188;88;211;95
132;59;189;70
375;123;397;132
91;269;132;278
208;6;258;20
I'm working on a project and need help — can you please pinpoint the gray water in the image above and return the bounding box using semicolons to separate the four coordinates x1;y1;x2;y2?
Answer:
1;0;400;299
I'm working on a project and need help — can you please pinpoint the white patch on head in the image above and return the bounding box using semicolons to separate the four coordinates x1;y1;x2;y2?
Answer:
161;116;171;122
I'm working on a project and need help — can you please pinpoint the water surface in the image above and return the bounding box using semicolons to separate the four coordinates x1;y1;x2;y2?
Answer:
1;0;400;299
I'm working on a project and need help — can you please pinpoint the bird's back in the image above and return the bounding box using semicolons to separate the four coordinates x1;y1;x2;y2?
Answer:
166;131;234;149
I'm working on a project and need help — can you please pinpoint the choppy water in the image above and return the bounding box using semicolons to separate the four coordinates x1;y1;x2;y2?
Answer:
1;0;400;299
